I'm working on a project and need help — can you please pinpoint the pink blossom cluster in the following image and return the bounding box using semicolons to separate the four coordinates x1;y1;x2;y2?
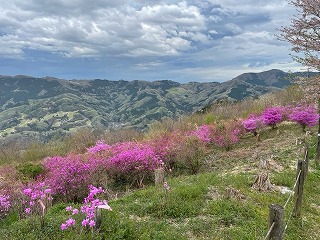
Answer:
242;114;265;134
43;155;91;201
288;105;319;130
262;106;285;128
187;125;212;143
42;141;164;200
211;122;243;150
61;185;112;231
22;182;52;215
87;140;111;154
242;104;319;133
107;142;163;174
0;194;11;218
148;131;184;163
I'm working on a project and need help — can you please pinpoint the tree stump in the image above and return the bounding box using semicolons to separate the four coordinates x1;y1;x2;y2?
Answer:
154;168;165;186
259;159;270;170
252;172;272;191
255;133;261;142
224;187;246;200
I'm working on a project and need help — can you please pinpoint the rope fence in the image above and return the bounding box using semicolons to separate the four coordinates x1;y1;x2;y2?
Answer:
263;144;309;240
263;222;275;240
283;170;301;209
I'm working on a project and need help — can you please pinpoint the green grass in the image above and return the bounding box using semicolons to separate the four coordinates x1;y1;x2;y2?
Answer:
1;163;319;239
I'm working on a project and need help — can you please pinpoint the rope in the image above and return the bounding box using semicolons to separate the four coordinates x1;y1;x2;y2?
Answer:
283;170;301;209
264;222;275;240
283;208;294;236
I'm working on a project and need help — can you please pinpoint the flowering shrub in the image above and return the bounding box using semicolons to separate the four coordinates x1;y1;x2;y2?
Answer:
61;185;112;231
106;142;163;187
188;125;212;143
87;140;111;154
0;194;11;219
148;129;208;174
211;121;243;150
261;107;284;128
242;115;265;135
289;105;319;131
43;155;91;202
21;182;52;217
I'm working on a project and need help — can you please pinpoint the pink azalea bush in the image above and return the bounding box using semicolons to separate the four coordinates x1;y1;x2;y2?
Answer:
149;129;208;174
61;185;112;231
87;140;111;154
105;142;163;187
289;105;319;131
211;121;244;150
261;106;285;128
43;155;92;202
242;115;265;135
187;125;212;143
21;182;52;216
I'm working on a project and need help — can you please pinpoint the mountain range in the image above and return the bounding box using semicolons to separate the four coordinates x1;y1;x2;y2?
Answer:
0;69;316;144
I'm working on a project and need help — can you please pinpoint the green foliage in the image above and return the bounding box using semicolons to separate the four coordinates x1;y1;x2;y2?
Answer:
16;163;44;180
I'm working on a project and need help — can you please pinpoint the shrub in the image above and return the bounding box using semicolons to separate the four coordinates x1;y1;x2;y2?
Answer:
21;182;52;219
86;140;111;154
211;121;244;150
60;185;112;231
289;105;319;131
106;142;163;188
149;128;209;174
242;114;265;136
43;155;92;202
173;136;207;174
16;163;44;181
261;106;284;128
187;125;212;143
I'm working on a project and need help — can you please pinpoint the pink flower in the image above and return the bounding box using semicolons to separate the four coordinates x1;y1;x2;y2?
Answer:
82;218;90;227
89;220;96;227
66;206;73;211
60;223;68;230
72;209;79;215
66;218;76;227
23;188;32;195
44;189;52;194
25;208;31;214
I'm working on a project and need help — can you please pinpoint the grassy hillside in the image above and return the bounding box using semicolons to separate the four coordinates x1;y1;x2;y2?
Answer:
0;124;319;239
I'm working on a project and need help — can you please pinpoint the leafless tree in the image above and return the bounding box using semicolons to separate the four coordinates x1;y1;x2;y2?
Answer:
279;0;320;165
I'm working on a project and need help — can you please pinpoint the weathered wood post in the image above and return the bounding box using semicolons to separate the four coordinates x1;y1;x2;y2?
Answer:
267;204;284;240
155;168;165;186
95;207;102;229
94;204;112;229
304;143;309;176
293;160;307;217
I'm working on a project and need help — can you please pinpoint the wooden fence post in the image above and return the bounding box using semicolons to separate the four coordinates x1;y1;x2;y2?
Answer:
304;144;309;176
293;160;307;218
95;207;102;229
155;168;165;186
268;204;284;240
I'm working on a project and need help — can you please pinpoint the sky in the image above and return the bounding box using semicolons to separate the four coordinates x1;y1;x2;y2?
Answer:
0;0;307;82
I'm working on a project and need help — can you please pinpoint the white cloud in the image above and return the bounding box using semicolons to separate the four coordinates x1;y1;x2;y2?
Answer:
0;0;304;82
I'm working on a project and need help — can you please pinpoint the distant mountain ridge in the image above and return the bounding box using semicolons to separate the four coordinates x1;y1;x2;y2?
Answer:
0;69;317;143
